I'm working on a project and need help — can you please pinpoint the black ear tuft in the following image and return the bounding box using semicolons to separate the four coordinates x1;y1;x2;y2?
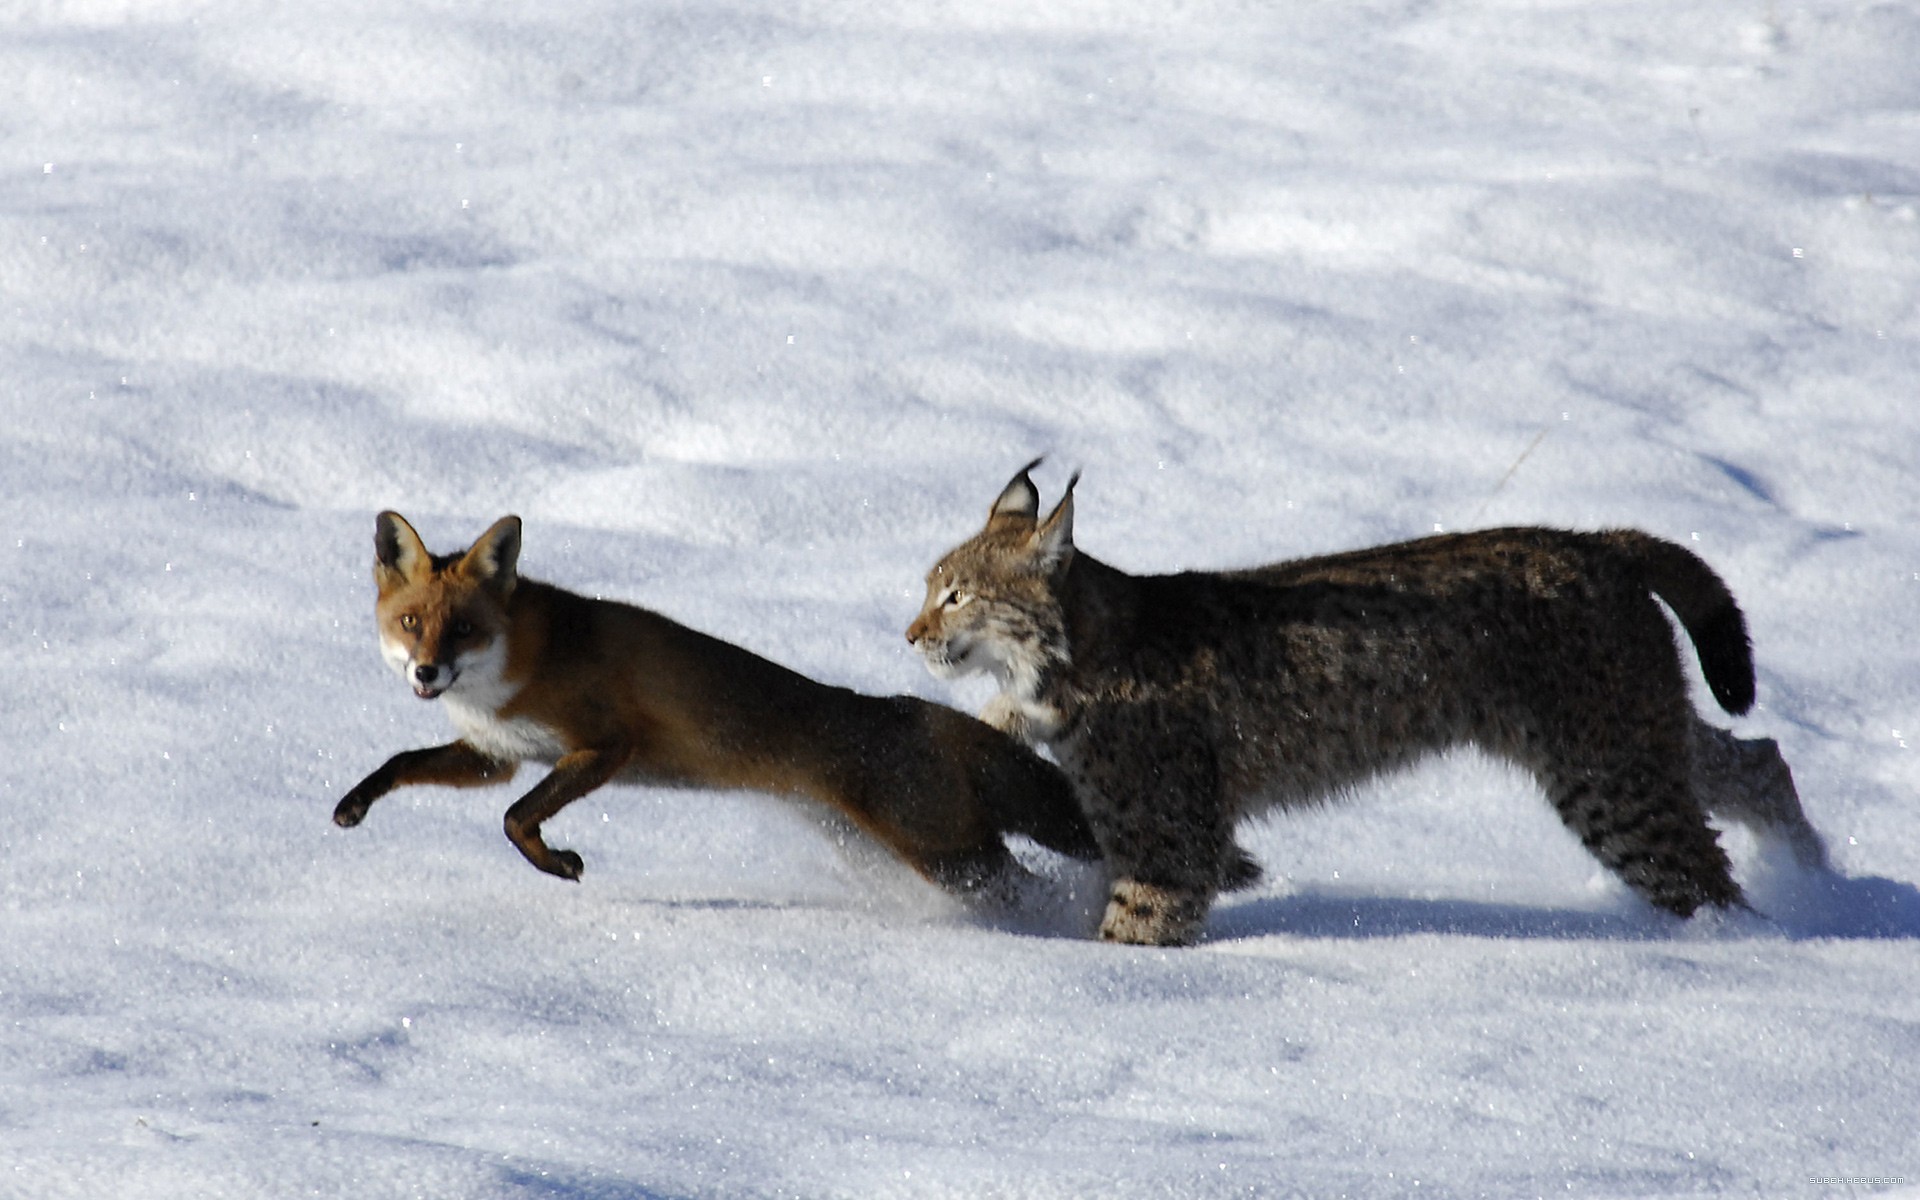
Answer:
989;457;1046;525
1034;471;1078;566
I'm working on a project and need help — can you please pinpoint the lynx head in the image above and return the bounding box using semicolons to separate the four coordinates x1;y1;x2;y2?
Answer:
907;459;1076;697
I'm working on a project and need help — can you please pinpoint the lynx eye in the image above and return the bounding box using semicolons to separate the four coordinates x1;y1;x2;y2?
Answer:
399;613;420;632
941;589;973;610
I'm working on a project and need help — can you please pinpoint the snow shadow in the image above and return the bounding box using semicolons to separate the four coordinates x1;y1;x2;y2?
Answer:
616;896;826;914
1748;871;1920;941
1207;872;1920;943
497;1168;685;1200
1209;892;1661;943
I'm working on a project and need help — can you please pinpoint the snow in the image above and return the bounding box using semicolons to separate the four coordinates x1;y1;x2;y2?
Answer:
5;0;1919;1196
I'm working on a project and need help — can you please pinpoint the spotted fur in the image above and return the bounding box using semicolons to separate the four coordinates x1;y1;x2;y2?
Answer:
909;462;1829;945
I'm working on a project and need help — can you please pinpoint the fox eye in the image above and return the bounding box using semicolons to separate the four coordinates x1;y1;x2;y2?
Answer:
450;618;475;638
400;613;420;632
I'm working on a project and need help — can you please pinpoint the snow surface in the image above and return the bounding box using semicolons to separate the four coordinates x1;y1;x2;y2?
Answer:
5;0;1920;1196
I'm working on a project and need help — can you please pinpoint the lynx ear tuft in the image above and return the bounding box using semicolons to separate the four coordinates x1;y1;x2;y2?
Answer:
374;511;431;589
988;457;1046;527
1033;470;1078;567
461;515;523;593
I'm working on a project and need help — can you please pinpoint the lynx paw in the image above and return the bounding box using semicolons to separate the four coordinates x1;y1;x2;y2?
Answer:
1098;879;1210;946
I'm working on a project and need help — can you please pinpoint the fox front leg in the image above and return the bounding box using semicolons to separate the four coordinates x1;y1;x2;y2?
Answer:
500;746;633;881
333;741;516;828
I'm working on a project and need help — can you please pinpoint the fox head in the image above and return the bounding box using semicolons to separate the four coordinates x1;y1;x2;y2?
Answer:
372;512;521;701
907;459;1076;695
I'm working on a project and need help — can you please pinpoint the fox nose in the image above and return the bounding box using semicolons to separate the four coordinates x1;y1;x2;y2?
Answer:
414;663;442;686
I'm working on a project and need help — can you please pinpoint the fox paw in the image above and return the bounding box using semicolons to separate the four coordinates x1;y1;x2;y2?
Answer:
332;797;370;827
542;849;584;881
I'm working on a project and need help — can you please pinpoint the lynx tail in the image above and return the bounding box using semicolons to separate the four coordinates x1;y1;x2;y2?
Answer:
1608;531;1755;716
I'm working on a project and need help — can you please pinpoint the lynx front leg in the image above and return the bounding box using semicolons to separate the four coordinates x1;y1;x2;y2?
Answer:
1101;877;1217;946
1072;717;1233;946
334;741;516;828
501;746;632;880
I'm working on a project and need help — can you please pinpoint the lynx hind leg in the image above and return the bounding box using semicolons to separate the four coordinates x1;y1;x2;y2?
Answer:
1537;733;1745;918
1689;718;1831;872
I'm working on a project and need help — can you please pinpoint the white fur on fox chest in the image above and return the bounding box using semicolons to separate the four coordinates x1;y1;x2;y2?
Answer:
442;692;569;763
392;633;567;763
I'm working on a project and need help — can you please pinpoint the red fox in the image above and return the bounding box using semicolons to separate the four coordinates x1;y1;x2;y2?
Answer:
333;512;1098;898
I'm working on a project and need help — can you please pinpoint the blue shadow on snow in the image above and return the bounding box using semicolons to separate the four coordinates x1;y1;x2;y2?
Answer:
1207;872;1920;943
499;1167;687;1200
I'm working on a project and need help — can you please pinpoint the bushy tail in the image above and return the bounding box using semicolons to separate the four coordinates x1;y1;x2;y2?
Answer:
907;699;1102;860
1604;531;1755;715
967;729;1103;860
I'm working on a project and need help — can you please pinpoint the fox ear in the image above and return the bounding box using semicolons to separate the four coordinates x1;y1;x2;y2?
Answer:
988;457;1046;528
460;515;522;593
373;511;431;590
1032;471;1077;568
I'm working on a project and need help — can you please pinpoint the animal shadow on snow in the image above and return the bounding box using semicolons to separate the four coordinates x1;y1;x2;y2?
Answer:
498;1166;684;1200
1207;866;1920;943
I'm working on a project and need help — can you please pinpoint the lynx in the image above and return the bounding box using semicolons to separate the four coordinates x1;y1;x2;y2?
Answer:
908;461;1829;946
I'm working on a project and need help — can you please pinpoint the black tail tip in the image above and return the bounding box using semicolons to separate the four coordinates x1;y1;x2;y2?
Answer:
1698;608;1756;715
1709;671;1756;717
